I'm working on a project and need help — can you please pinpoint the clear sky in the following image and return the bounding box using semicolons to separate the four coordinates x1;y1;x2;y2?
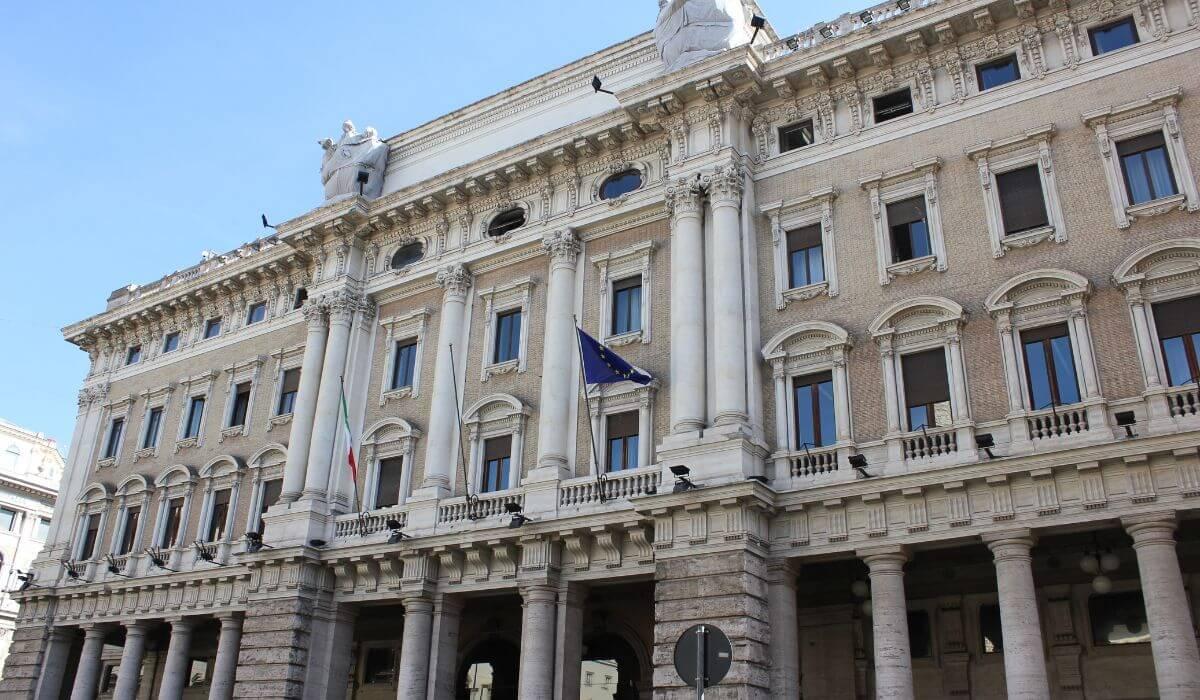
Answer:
0;0;865;451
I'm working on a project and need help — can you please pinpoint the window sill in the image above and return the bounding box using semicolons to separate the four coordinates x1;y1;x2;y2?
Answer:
1001;225;1057;252
132;447;158;463
218;426;246;443
268;413;293;432
97;457;117;469
602;330;644;347
885;254;939;282
174;437;199;454
781;281;830;306
381;386;414;404
1125;193;1188;223
482;358;521;381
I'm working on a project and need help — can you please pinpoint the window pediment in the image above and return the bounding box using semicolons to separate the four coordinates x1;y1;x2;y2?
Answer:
763;322;852;374
870;297;966;347
986;269;1091;325
1113;239;1200;299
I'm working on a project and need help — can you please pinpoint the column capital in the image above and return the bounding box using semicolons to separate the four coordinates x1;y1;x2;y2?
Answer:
984;529;1037;561
704;163;744;206
1124;512;1178;545
123;620;154;636
766;559;801;585
519;583;558;604
80;623;109;637
401;593;435;614
216;611;245;627
541;228;581;266
165;616;197;632
436;263;473;300
322;289;369;326
859;545;909;572
302;301;327;329
665;177;704;219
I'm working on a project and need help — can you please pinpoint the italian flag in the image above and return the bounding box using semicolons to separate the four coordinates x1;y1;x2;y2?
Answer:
340;380;361;511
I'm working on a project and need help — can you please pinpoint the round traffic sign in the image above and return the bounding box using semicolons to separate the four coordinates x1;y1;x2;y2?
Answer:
673;624;732;688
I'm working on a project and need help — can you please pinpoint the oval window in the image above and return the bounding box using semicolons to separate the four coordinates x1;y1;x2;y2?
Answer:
390;242;424;270
599;169;643;200
487;208;526;237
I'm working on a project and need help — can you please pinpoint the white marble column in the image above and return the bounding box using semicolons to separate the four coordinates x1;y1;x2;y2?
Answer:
1069;310;1101;399
860;547;914;700
397;594;435;700
428;594;464;700
1128;294;1163;390
666;180;707;434
832;361;852;443
767;561;801;698
997;316;1026;414
114;621;151;700
1124;514;1200;699
281;303;328;502
157;618;195;700
208;614;243;700
303;292;361;500
553;582;586;700
947;338;969;422
535;229;581;478
879;342;902;434
420;264;472;495
35;627;76;700
708;166;749;427
69;625;107;700
518;584;558;698
984;531;1051;700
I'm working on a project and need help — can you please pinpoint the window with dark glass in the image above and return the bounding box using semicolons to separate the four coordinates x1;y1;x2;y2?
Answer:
1089;591;1150;645
494;310;522;363
257;478;283;534
908;611;932;658
80;513;101;559
1022;324;1081;409
35;517;50;541
391;340;418;390
391;242;425;270
1089;16;1139;55
611;277;643;336
375;457;405;508
162;332;180;353
228;382;251;428
786;224;825;288
118;506;141;555
206;489;231;542
997;165;1050;234
1153;295;1200;386
976;54;1021;91
143;407;163;449
161;497;184;547
887;197;931;262
293;287;308;310
599;170;644;200
184;397;205;439
100;664;118;693
779;120;815;152
606;411;639;472
363;647;397;685
873;88;914;123
0;507;18;531
103;418;124;459
1117;132;1178;205
793;372;835;449
246;302;267;325
902;349;952;430
278;368;300;415
487;208;526;237
481;436;512;493
204;317;222;339
126;345;142;365
980;604;1004;653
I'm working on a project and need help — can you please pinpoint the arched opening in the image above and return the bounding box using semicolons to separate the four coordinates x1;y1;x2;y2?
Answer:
487;208;526;238
458;636;520;700
582;632;643;699
390;241;424;270
599;170;643;200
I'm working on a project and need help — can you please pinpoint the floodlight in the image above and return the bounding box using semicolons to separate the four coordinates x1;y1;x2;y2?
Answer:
848;454;871;478
670;465;697;493
1115;411;1138;439
975;433;996;459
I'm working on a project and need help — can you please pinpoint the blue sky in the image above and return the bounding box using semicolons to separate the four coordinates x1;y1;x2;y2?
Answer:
0;0;864;450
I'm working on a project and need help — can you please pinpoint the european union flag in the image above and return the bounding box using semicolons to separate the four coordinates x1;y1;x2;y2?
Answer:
577;327;652;385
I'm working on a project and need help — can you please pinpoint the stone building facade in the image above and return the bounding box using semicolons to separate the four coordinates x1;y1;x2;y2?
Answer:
5;0;1200;697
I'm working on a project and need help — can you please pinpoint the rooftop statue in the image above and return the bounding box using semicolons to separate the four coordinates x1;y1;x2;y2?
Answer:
655;0;752;72
319;120;388;201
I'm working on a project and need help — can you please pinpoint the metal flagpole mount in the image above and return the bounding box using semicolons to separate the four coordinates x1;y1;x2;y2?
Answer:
673;623;732;698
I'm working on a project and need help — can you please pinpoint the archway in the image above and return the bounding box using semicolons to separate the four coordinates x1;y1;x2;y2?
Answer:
582;632;643;700
457;635;519;700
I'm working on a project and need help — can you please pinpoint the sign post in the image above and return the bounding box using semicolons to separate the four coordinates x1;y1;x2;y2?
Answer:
673;623;732;699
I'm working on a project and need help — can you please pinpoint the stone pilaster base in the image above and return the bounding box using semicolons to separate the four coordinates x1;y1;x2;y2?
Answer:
0;622;53;698
233;597;317;699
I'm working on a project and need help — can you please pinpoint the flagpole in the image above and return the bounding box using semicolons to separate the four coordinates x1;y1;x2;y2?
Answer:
338;376;362;519
573;316;608;503
447;343;479;516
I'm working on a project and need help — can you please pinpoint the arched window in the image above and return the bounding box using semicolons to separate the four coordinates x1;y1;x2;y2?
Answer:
487;208;526;238
390;241;424;270
463;394;530;493
599;170;643;200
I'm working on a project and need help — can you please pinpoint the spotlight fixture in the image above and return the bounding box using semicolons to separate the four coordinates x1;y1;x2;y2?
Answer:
1114;411;1138;439
243;531;273;554
896;0;911;10
144;547;178;573
386;519;411;544
356;170;370;197
505;501;532;529
860;11;875;24
105;554;131;578
193;541;226;567
818;24;835;39
975;433;996;459
15;570;36;592
848;454;871;478
591;76;615;96
750;14;766;44
61;559;89;583
669;465;697;493
261;214;276;230
309;539;328;548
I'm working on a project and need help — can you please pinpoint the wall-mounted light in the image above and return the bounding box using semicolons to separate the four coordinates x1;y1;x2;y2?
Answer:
670;465;697;493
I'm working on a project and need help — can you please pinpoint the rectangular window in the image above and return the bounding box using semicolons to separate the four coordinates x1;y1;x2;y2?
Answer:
493;310;522;363
901;349;953;430
103;418;125;459
779;119;815;153
143;407;163;449
980;603;1004;653
0;507;18;531
206;489;231;542
1089;16;1139;55
118;506;141;555
186;658;211;687
257;478;283;534
80;513;101;559
887;197;932;262
1089;591;1150;645
375;457;404;508
611;277;643;336
873;88;914;123
1022;324;1081;409
278;368;300;415
1153;295;1200;386
293;288;308;310
793;372;836;449
203;318;222;339
1118;132;1178;205
363;647;397;685
162;331;180;353
246;302;267;325
184;396;205;439
996;165;1050;234
228;382;251;428
481;436;512;493
786;224;825;289
908;611;932;659
34;517;51;541
161;497;184;547
606;411;640;473
391;341;418;390
976;54;1021;91
126;345;142;366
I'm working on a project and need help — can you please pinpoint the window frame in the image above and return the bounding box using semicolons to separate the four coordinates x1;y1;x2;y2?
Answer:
1117;131;1179;205
465;395;529;492
597;168;645;201
162;331;181;354
484;205;528;242
477;277;534;381
778;119;816;153
175;370;216;450
1087;16;1140;57
361;418;421;510
1019;323;1083;410
266;344;305;430
125;345;142;366
96;393;135;468
592;241;656;345
860;159;946;286
203;317;222;340
245;301;268;326
975;53;1022;92
245;446;286;536
871;86;916;125
763;186;839;309
792;372;837;450
378;309;429;405
585;382;657;476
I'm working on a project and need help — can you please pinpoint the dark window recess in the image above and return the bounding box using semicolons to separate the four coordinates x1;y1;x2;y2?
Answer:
1153;295;1200;386
80;513;102;559
481;436;512;493
143;407;163;449
363;647;397;685
908;611;933;658
229;383;251;428
1089;16;1140;55
390;242;424;269
1022;324;1081;409
257;479;283;534
162;332;180;353
873;88;914;123
375;457;405;509
606;411;640;472
786;224;825;288
1089;591;1150;645
980;604;1004;653
793;372;835;449
126;345;142;365
487;208;526;237
292;287;308;310
779;120;815;152
902;349;953;430
599;170;643;200
118;506;141;555
278;369;301;415
976;55;1021;91
391;341;418;390
997;165;1050;234
494;310;522;363
206;489;231;542
161;497;185;547
103;418;124;459
887;197;932;262
100;665;118;693
184;397;206;439
246;302;267;325
204;318;222;339
0;508;17;531
611;277;643;335
1118;132;1178;205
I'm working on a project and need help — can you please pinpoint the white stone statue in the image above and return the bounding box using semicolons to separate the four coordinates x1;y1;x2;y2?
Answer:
655;0;752;72
319;120;388;201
